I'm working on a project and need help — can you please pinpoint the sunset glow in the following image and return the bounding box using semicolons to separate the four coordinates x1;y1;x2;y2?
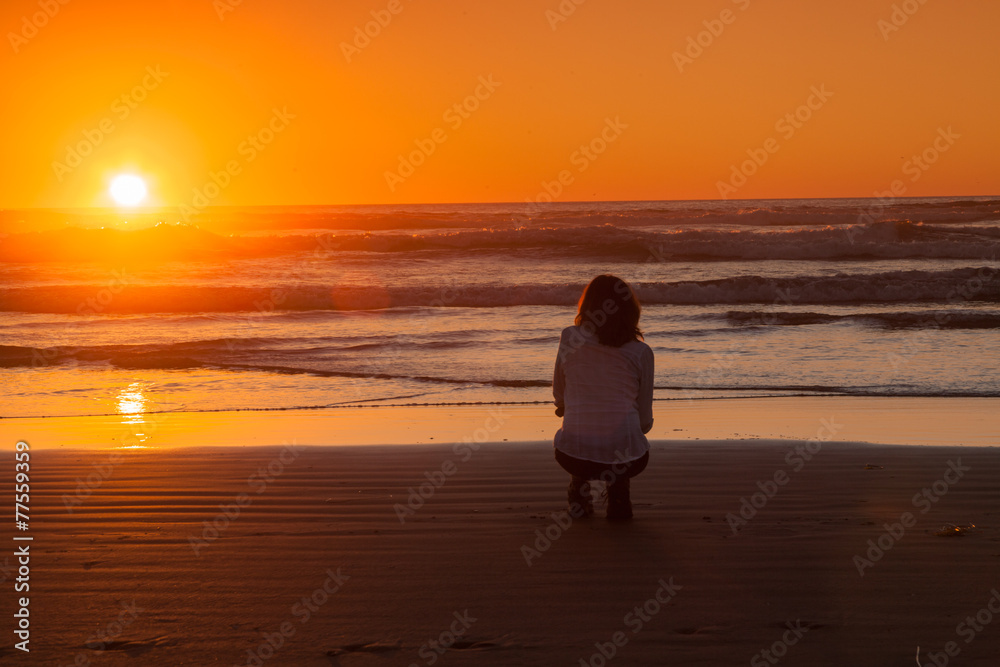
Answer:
1;0;998;208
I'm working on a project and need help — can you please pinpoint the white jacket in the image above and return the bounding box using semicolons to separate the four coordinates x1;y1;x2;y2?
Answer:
553;325;654;464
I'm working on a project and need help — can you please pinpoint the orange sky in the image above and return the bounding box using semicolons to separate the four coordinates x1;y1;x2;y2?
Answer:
1;0;998;208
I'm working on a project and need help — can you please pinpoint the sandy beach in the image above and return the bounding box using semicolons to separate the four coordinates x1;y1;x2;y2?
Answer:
3;421;998;665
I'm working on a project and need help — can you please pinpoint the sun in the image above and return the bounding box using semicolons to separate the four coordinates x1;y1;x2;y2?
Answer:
109;174;148;207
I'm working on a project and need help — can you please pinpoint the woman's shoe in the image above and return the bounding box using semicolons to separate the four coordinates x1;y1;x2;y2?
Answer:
567;476;594;517
606;477;633;521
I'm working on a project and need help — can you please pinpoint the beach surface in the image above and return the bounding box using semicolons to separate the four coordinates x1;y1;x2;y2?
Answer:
2;430;999;665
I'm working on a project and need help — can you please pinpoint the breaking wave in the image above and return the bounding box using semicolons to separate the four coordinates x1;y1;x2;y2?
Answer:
2;267;996;313
2;218;999;263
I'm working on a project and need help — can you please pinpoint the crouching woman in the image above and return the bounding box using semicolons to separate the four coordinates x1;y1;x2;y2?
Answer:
553;275;654;521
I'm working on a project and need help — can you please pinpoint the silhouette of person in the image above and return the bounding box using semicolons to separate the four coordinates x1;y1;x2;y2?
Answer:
553;275;654;520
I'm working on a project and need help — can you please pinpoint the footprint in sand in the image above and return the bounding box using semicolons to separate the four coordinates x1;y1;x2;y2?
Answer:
326;642;401;657
326;638;507;662
80;635;175;657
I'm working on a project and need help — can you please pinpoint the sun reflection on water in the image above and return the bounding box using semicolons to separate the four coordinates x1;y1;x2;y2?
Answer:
115;381;151;446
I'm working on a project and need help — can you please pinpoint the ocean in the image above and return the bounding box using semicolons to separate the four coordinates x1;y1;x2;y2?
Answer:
2;197;998;421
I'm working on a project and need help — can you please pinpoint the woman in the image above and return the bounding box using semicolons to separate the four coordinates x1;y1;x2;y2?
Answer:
553;275;654;521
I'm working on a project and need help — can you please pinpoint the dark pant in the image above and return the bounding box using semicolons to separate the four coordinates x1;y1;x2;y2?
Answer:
554;449;649;482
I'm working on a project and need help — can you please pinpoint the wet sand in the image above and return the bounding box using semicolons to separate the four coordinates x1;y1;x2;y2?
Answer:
2;436;999;665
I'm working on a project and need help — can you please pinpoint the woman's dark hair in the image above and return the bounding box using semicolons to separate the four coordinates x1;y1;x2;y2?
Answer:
574;274;643;347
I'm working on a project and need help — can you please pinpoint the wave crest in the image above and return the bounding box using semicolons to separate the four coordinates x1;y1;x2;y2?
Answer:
2;219;998;262
3;267;996;313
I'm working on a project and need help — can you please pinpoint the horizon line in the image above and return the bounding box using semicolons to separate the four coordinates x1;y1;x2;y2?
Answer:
3;193;1000;212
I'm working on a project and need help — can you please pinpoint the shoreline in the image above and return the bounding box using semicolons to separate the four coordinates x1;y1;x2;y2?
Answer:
2;396;997;450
